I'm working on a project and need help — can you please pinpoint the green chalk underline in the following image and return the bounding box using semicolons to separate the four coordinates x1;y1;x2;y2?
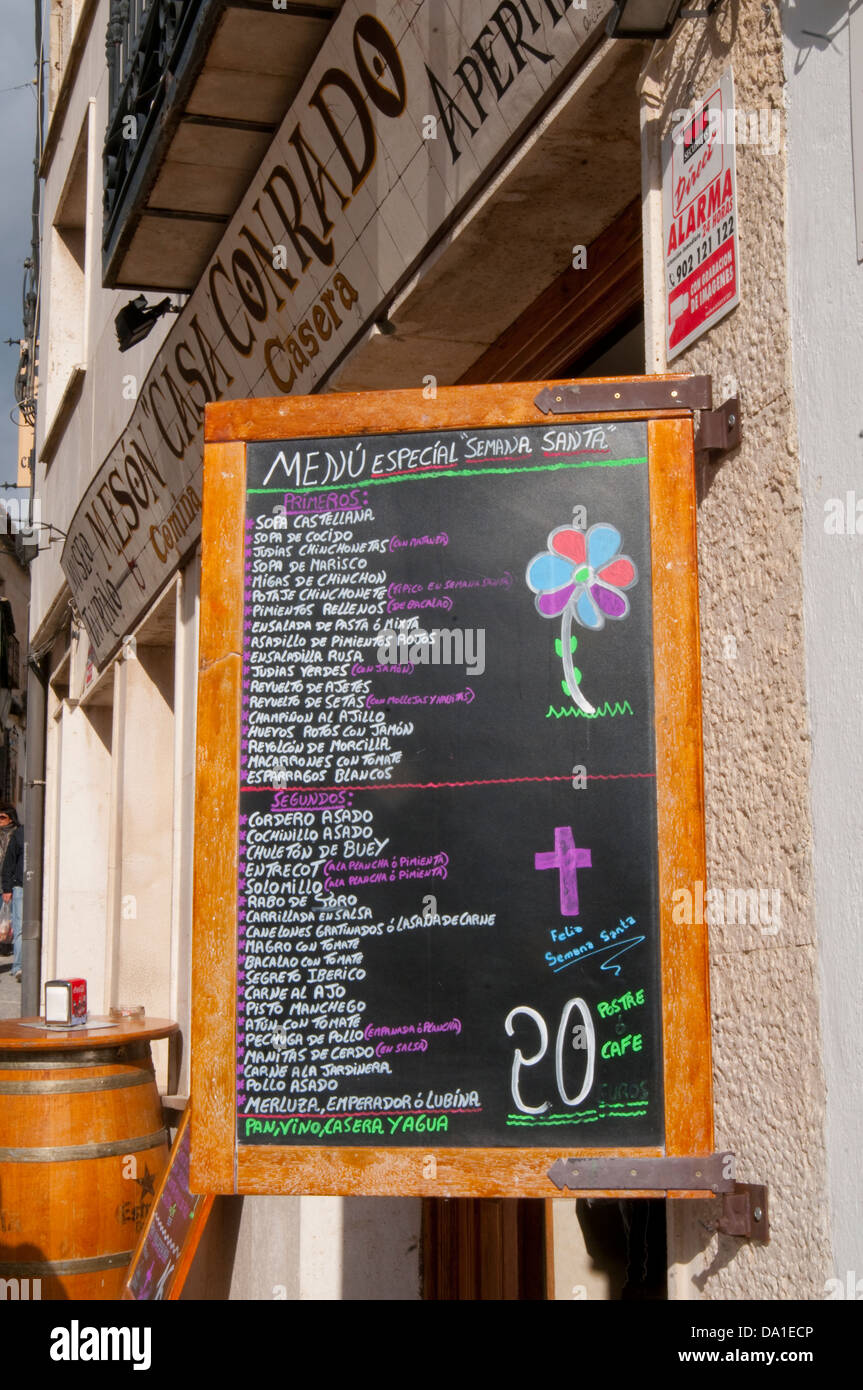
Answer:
248;455;648;493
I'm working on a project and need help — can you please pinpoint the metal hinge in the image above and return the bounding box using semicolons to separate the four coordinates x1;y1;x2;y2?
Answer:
547;1154;769;1242
532;377;742;463
695;396;741;457
715;1182;769;1242
534;376;713;415
548;1152;733;1192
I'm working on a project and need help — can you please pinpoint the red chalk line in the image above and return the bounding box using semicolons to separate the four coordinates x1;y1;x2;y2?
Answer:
240;772;656;793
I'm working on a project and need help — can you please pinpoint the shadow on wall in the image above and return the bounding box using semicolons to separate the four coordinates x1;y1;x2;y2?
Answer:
179;1196;244;1300
340;1198;421;1300
783;0;860;73
179;1195;421;1300
577;1198;668;1300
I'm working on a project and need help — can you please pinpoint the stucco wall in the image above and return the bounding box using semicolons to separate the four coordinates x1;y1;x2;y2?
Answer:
641;0;831;1297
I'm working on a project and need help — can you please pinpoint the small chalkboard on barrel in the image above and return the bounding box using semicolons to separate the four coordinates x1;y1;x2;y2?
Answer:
192;378;714;1199
123;1105;213;1300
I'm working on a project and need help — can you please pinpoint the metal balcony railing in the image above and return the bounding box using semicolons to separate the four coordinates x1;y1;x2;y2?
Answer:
103;0;215;276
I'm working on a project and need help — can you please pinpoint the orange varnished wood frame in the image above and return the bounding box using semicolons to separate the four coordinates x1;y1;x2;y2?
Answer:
192;378;712;1199
122;1103;215;1300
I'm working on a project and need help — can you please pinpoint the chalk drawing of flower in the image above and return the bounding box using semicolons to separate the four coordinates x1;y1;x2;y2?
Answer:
525;524;638;714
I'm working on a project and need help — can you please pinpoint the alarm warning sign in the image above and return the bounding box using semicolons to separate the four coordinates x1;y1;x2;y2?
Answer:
664;70;740;360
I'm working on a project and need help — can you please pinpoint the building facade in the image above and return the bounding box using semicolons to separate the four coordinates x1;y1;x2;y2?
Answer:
0;509;29;813
27;0;861;1299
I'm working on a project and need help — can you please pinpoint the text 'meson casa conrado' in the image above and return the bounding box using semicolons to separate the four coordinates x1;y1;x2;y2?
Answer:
59;1;608;670
191;380;714;1198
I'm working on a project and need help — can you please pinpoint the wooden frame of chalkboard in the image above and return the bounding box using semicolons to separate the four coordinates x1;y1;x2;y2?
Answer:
192;378;713;1199
122;1104;214;1300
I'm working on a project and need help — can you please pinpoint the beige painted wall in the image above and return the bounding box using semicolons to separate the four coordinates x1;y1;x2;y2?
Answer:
783;0;863;1290
640;0;831;1297
51;701;112;993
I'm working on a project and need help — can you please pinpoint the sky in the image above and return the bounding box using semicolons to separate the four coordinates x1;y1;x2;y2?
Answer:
0;0;40;498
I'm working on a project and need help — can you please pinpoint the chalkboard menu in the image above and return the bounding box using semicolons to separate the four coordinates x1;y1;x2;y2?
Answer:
193;382;713;1197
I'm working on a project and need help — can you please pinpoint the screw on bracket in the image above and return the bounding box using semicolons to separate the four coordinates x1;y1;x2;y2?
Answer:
717;1182;769;1243
695;396;741;458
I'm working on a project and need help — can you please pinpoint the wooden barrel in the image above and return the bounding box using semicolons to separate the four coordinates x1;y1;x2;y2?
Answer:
0;1019;177;1300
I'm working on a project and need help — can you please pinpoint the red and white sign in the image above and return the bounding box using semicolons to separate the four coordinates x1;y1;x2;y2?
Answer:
663;69;740;359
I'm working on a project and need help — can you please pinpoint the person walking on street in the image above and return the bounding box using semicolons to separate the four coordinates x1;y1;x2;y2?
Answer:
0;806;14;959
0;805;23;983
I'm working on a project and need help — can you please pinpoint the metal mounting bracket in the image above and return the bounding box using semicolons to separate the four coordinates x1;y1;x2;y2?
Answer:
548;1152;732;1193
546;1154;769;1242
532;377;742;463
534;375;713;415
716;1182;769;1242
695;396;741;457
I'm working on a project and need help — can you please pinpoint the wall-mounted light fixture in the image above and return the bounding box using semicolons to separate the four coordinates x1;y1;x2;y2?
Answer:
114;295;180;352
606;0;724;40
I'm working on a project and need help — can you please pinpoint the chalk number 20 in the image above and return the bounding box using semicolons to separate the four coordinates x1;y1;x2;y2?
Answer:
505;998;595;1114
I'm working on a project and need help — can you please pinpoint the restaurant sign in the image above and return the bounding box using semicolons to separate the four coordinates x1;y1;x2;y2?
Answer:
61;0;609;667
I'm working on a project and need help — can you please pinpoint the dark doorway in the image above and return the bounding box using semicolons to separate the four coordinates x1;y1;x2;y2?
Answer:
422;1198;546;1300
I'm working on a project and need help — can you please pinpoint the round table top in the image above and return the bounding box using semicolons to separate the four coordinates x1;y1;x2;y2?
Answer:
0;1017;178;1051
